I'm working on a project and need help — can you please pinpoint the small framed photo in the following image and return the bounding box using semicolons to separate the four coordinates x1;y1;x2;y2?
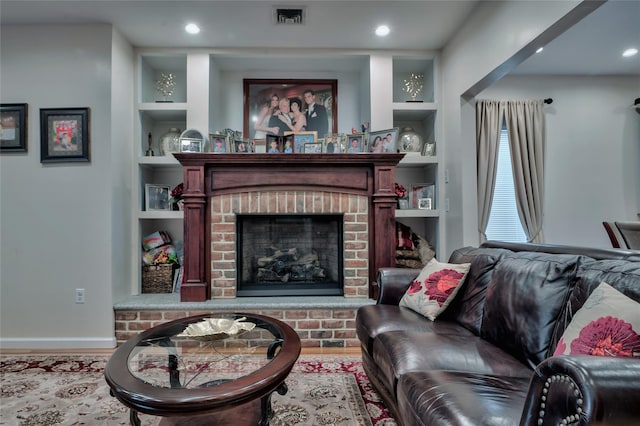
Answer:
1;103;28;153
209;133;229;153
287;131;317;153
418;198;433;210
368;127;399;153
233;139;251;153
40;107;90;163
251;139;266;153
323;134;343;153
180;138;202;153
304;142;323;153
266;134;294;153
346;133;365;153
411;183;435;209
145;184;171;211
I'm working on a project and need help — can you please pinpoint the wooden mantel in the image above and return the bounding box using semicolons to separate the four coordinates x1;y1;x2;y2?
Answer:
173;153;404;302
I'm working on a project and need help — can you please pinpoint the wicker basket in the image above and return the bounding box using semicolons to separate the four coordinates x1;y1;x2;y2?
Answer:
142;264;175;293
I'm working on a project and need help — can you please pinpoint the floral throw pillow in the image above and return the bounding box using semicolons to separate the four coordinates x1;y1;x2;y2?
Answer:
399;259;471;321
553;282;640;358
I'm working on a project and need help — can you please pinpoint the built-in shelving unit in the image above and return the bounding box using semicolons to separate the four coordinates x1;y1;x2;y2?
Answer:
131;50;443;294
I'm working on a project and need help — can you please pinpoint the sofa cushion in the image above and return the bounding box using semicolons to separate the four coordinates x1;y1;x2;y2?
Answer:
355;304;474;357
372;330;531;399
549;258;640;356
397;371;530;426
480;252;581;369
399;259;471;320
553;282;640;357
443;246;511;334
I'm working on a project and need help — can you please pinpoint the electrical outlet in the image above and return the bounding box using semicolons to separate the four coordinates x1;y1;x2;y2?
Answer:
444;168;449;183
75;288;85;304
444;198;450;212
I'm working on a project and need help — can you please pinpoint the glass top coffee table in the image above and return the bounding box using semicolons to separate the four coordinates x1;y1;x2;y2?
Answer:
104;312;301;425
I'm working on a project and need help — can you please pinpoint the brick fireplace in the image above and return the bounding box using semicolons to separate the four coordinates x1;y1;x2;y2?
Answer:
173;153;404;302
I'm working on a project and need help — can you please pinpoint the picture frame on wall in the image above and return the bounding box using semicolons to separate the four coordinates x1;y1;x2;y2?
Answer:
243;79;337;139
346;133;365;153
145;184;171;211
367;127;399;153
0;103;28;153
40;107;90;163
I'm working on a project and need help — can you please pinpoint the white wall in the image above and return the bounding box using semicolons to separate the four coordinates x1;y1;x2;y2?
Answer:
479;75;640;247
440;0;583;256
0;24;131;348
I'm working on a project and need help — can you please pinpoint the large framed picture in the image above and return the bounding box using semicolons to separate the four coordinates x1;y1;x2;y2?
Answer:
244;79;337;140
40;107;90;163
368;128;399;153
145;184;171;211
0;103;28;153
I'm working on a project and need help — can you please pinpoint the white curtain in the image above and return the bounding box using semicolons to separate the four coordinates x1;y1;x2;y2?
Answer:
504;100;545;243
476;100;504;243
476;99;546;243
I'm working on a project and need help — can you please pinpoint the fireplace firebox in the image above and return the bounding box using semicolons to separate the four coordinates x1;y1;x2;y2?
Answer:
237;214;343;296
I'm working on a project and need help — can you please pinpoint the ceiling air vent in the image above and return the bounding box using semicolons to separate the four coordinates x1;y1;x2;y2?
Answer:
273;7;306;25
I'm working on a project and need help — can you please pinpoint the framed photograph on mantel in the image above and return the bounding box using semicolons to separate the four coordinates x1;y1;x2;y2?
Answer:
40;107;90;163
243;79;337;140
0;103;28;153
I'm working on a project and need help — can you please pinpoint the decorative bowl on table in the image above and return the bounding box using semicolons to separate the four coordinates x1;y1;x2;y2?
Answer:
178;317;256;341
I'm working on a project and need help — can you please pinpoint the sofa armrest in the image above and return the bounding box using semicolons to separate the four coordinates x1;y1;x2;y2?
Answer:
375;268;420;305
520;356;640;426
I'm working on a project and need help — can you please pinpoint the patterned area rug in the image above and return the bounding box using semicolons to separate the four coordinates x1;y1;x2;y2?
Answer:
0;354;396;426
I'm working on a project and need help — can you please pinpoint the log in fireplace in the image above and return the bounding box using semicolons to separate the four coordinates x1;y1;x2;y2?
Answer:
237;214;343;297
173;153;404;302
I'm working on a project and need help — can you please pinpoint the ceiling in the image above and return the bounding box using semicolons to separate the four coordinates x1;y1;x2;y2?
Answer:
1;0;639;76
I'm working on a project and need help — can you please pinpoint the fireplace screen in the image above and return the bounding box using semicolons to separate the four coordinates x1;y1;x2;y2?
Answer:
237;214;344;296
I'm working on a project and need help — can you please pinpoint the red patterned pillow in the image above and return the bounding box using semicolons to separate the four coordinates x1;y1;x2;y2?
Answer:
553;282;640;358
399;259;471;321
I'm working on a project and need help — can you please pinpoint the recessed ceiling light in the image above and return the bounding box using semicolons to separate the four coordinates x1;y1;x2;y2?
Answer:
185;23;200;35
535;47;544;54
622;47;638;58
375;25;390;37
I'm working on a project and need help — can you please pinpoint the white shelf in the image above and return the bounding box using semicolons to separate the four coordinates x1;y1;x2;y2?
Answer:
399;153;437;166
137;156;180;166
395;209;440;218
138;211;183;220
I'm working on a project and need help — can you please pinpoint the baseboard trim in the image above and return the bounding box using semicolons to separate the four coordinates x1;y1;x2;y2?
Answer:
0;337;117;350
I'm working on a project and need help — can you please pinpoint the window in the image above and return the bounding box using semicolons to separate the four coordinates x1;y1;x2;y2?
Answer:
485;125;527;243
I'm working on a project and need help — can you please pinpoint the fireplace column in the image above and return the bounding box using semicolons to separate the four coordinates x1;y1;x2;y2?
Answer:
179;164;209;301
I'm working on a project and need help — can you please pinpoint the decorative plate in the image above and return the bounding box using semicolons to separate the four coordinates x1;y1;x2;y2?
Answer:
178;317;256;341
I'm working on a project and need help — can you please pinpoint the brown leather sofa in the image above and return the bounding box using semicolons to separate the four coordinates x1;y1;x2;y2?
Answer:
356;241;640;425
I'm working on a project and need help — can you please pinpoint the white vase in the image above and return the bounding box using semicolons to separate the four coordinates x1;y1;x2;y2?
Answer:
398;127;423;153
159;128;181;156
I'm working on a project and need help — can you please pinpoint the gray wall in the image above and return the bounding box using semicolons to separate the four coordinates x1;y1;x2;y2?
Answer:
0;24;133;348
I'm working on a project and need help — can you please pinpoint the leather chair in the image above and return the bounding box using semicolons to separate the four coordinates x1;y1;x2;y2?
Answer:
603;221;640;249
